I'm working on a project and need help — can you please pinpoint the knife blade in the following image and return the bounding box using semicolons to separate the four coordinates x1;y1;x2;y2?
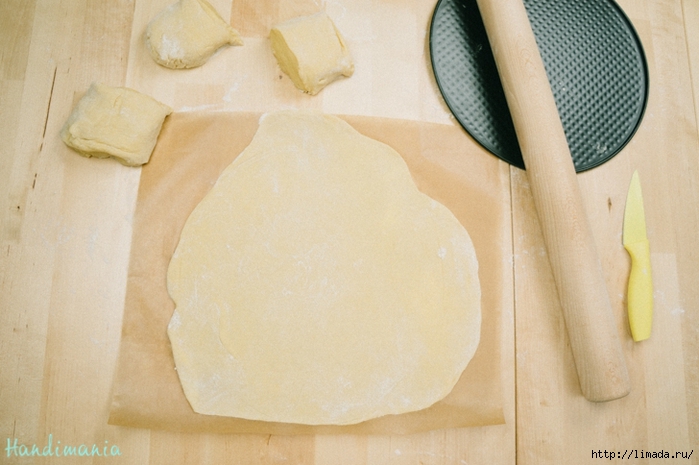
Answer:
623;170;653;341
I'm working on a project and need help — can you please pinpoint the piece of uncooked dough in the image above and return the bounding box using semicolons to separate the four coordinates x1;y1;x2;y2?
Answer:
167;110;481;425
146;0;243;69
60;82;172;166
270;12;354;95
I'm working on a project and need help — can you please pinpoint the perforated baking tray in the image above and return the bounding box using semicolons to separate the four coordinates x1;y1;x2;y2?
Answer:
429;0;648;172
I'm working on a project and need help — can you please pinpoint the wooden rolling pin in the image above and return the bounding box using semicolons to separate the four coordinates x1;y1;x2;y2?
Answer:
474;0;631;401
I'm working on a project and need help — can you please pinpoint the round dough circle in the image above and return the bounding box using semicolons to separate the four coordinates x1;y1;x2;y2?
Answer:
167;110;481;425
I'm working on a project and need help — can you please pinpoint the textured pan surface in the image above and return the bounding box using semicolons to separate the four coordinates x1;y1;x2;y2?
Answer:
429;0;648;172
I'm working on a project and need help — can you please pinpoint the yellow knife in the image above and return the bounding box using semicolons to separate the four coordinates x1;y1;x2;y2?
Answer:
623;170;653;341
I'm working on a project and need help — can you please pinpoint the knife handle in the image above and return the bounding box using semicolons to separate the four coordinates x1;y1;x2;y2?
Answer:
475;0;631;401
625;240;653;341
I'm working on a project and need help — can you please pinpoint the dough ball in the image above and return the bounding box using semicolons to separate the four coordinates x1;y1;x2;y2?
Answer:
270;12;354;95
146;0;243;69
167;110;481;425
60;83;172;166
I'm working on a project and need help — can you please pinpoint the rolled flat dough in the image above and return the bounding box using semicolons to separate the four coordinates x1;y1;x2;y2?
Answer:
146;0;243;69
167;110;481;425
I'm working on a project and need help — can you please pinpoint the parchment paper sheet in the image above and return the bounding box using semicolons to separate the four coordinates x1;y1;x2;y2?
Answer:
108;111;508;435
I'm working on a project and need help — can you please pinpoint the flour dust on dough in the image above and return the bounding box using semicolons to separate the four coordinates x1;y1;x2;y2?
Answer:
146;0;243;69
167;110;481;425
60;82;172;166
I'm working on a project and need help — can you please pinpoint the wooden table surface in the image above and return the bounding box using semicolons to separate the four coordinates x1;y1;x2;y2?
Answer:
1;0;697;463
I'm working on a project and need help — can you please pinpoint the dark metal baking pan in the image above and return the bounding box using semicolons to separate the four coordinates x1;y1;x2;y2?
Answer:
429;0;649;172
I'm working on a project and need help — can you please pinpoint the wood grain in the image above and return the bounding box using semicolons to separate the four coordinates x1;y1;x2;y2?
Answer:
0;0;696;463
513;0;699;462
